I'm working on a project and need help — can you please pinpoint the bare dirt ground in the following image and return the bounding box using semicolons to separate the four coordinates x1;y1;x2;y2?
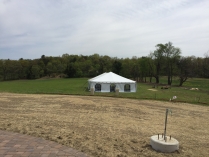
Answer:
0;93;208;157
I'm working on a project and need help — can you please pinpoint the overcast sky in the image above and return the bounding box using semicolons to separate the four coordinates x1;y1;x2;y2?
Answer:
0;0;209;60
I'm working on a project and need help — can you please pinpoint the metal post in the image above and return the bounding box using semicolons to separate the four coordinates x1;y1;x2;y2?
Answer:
164;109;168;141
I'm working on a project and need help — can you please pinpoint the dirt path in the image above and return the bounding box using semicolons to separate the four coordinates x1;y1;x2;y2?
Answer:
0;93;208;157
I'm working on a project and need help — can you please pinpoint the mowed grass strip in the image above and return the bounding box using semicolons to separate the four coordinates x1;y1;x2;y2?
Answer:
0;78;88;95
0;77;208;105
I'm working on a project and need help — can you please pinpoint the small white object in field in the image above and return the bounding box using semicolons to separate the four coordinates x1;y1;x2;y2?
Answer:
172;96;177;100
190;88;199;90
170;96;177;101
148;89;158;91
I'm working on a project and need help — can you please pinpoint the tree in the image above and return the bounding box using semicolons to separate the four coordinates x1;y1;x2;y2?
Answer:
65;63;76;78
120;58;132;78
37;60;45;77
46;62;55;77
150;45;165;83
202;51;209;78
130;57;140;81
0;60;22;80
98;55;111;74
163;42;181;85
0;60;7;80
152;42;181;85
19;59;30;79
177;57;193;86
112;59;122;74
147;54;156;82
31;65;40;79
139;57;149;82
100;55;112;73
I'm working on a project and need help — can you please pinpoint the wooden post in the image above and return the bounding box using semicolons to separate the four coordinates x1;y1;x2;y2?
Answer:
90;87;94;95
115;88;119;96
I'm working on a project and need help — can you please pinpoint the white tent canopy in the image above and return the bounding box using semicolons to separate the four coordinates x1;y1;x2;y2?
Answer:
88;72;137;92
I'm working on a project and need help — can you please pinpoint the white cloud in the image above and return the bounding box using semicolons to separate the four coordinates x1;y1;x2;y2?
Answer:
0;0;209;59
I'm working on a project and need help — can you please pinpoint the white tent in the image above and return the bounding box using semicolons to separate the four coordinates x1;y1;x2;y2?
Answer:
88;72;137;92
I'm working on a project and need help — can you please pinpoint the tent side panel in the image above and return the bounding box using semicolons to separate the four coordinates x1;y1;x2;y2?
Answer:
101;83;110;92
130;83;136;92
115;83;136;92
116;83;124;92
88;81;136;92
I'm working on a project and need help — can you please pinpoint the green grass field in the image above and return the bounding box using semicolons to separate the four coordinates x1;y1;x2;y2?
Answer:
0;77;209;105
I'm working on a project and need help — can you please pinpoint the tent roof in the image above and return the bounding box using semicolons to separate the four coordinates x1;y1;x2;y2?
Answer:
88;72;136;83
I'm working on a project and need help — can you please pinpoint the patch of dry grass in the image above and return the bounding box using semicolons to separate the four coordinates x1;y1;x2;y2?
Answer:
0;93;208;157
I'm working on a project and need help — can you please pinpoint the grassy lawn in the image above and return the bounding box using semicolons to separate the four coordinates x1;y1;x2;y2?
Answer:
0;77;208;105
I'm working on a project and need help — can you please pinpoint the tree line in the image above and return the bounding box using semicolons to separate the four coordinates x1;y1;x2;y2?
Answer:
0;42;209;86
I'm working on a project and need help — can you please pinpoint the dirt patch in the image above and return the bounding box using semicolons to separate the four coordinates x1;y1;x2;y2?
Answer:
0;93;208;157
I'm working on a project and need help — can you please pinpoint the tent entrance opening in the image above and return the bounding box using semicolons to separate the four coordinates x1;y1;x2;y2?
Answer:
110;84;116;92
124;84;130;92
95;84;101;92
